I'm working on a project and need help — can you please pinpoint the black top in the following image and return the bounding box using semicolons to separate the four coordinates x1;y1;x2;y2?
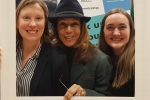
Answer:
112;77;135;97
111;59;135;97
29;42;69;96
64;47;76;72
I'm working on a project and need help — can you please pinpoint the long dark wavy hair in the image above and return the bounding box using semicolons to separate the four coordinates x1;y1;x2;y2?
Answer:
51;19;97;63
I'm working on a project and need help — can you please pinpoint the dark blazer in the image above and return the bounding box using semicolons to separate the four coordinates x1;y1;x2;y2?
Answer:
29;42;69;96
70;49;113;96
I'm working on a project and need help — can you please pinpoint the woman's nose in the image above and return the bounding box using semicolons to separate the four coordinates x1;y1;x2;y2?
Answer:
113;28;120;35
29;20;37;27
66;25;73;32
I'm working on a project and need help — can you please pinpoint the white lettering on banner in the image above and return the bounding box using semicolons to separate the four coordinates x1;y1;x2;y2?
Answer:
81;0;92;2
107;0;124;2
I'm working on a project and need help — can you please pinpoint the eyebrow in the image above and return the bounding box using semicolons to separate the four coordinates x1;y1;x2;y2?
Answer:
106;23;127;26
119;23;127;25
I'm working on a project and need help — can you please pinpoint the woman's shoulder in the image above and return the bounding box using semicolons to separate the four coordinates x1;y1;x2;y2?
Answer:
93;48;110;60
87;48;112;67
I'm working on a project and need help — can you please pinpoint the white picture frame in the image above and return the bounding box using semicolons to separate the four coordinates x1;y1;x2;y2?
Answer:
0;0;150;100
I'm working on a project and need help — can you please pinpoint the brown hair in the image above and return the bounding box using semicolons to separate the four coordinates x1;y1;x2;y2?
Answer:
16;0;51;44
99;8;135;88
51;20;97;63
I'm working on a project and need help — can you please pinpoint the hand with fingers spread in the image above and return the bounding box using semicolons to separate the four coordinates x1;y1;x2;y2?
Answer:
64;84;86;100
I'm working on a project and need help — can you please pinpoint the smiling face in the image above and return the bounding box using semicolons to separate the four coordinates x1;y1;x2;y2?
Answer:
104;13;130;53
57;18;81;47
17;3;45;43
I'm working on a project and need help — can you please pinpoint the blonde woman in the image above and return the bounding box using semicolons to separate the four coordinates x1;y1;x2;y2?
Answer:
16;0;69;96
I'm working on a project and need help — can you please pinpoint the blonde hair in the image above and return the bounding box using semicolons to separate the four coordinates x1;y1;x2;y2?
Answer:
99;8;135;88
